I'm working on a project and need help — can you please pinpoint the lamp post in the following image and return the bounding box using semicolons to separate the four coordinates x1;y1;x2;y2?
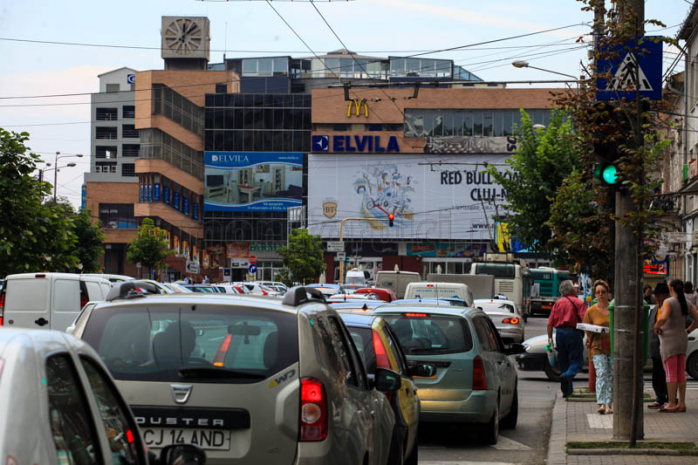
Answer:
511;61;579;80
52;152;83;203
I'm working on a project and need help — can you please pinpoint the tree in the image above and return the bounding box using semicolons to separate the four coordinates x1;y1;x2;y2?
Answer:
486;109;584;253
276;229;325;285
0;129;80;276
126;218;173;277
70;208;105;273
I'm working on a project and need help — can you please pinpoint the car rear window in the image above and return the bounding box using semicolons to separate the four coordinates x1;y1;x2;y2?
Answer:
82;305;298;383
383;314;473;355
478;303;515;314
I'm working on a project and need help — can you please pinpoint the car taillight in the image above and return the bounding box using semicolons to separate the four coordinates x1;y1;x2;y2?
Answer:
502;318;520;325
213;334;233;367
473;355;487;390
372;330;391;370
405;313;428;318
80;293;89;309
0;291;5;326
300;378;327;442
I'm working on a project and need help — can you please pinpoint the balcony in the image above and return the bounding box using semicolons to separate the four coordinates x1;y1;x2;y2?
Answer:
134;203;203;239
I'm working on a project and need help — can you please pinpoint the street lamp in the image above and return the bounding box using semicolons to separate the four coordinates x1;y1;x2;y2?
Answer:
52;152;83;203
511;61;579;80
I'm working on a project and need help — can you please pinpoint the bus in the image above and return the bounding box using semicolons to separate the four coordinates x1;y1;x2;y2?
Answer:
529;267;571;316
469;260;532;321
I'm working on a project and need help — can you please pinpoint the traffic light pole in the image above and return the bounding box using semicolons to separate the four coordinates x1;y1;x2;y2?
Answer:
337;217;393;284
613;0;645;444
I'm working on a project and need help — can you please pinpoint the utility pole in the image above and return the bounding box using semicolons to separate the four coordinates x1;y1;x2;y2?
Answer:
613;0;645;443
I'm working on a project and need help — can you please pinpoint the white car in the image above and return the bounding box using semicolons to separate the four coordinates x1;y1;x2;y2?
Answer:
0;328;205;464
474;299;525;344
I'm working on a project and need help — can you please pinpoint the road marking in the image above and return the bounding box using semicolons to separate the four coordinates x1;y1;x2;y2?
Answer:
587;413;612;429
491;436;533;451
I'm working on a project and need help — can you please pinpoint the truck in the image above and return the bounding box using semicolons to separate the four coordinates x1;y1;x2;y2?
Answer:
374;270;421;299
529;267;570;316
426;273;495;301
469;254;532;321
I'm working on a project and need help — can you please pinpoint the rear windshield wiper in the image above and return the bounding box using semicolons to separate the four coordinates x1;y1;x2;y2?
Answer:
178;367;266;380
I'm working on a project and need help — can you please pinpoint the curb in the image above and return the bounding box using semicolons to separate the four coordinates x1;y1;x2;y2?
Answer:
567;448;698;456
547;391;568;465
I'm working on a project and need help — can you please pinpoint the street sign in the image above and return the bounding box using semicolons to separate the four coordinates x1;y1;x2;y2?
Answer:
186;261;200;274
248;264;258;274
249;255;257;265
596;36;663;101
327;241;345;252
337;252;346;260
223;268;231;282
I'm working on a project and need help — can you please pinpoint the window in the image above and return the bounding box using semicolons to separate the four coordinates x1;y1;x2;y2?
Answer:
326;316;363;388
122;163;136;177
216;83;227;94
122;125;139;139
96;127;117;140
80;305;298;383
403;109;552;138
122;144;140;157
96;108;118;121
473;316;497;352
106;83;120;93
80;357;143;464
99;204;136;229
122;106;135;119
384;315;473;355
95;146;117;159
46;354;101;464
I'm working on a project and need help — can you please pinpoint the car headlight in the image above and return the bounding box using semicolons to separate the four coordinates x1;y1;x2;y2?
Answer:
523;343;531;352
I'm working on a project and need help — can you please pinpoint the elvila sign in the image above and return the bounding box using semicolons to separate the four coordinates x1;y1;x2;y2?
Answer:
312;135;400;153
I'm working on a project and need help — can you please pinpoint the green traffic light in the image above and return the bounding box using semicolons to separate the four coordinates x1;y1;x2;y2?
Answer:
602;164;618;185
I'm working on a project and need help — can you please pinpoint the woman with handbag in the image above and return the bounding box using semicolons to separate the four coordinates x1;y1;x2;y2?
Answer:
582;280;613;414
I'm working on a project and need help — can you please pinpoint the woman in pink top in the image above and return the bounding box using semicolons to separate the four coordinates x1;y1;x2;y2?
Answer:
654;279;698;412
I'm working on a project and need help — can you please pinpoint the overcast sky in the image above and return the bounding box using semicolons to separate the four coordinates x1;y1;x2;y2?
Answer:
0;0;690;208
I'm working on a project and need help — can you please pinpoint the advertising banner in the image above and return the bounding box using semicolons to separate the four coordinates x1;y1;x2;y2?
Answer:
173;192;180;211
406;243;487;258
183;197;190;216
154;184;161;202
204;152;303;212
308;154;511;240
193;203;199;220
226;242;250;259
163;186;171;205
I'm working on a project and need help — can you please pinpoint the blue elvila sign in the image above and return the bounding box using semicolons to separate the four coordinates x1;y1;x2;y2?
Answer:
163;186;171;205
183;197;190;216
154;184;161;202
596;36;663;101
312;135;400;153
147;184;152;203
173;192;180;211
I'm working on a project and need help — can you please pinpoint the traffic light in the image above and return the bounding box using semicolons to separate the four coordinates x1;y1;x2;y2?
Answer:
591;102;627;187
593;162;619;186
388;213;395;227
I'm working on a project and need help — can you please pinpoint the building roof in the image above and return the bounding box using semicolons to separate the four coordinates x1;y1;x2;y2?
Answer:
97;67;138;78
678;1;698;40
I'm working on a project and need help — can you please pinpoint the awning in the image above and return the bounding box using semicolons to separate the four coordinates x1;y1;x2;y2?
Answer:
679;177;698;195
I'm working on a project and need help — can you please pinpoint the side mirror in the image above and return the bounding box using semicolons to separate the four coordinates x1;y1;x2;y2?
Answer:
374;368;402;392
159;444;206;465
408;363;436;378
504;343;526;356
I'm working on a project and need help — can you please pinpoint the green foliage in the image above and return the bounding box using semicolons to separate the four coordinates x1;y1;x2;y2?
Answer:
0;129;82;276
546;170;613;281
486;109;583;253
274;268;294;287
127;218;174;274
70;209;105;273
276;229;325;285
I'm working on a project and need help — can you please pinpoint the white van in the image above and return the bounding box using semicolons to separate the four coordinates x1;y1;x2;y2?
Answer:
404;282;474;307
0;273;111;332
375;270;421;299
345;269;371;286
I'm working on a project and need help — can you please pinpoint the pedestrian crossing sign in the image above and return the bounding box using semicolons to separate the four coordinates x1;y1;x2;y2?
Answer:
596;36;663;101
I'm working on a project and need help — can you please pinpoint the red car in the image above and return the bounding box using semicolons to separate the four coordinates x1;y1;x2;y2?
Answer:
354;287;397;302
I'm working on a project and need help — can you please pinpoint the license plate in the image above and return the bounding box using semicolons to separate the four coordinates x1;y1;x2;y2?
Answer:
542;304;552;309
143;428;231;451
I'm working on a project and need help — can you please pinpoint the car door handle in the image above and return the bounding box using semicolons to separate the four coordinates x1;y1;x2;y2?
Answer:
35;318;49;327
690;337;696;341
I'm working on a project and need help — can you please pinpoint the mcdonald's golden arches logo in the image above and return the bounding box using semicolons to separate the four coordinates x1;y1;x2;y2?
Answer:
347;98;368;118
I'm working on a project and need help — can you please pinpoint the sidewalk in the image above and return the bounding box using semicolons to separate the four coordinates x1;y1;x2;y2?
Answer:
547;387;698;464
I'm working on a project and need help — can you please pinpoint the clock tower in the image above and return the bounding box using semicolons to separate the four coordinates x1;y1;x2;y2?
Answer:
161;16;211;70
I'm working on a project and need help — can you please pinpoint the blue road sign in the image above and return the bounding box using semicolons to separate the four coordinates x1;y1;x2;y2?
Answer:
596;36;662;101
248;264;258;274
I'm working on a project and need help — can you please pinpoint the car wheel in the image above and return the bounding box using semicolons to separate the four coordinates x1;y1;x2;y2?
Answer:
479;402;499;445
688;352;698;380
404;441;418;465
543;357;561;382
501;389;518;429
386;427;404;465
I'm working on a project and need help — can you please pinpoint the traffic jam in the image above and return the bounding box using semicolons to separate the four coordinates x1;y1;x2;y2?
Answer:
0;262;545;465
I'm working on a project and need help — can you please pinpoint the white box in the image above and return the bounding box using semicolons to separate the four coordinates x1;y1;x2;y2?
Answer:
576;323;609;334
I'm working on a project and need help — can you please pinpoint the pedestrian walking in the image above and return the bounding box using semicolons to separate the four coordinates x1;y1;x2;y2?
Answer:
203;275;211;284
547;279;586;397
684;282;697;327
654;279;698;412
648;282;670;409
644;285;657;305
582;280;613;414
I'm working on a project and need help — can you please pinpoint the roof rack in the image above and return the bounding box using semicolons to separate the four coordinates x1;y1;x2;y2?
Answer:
105;281;147;302
282;286;327;306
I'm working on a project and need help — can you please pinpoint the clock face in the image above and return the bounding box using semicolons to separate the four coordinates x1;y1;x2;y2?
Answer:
164;18;203;55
